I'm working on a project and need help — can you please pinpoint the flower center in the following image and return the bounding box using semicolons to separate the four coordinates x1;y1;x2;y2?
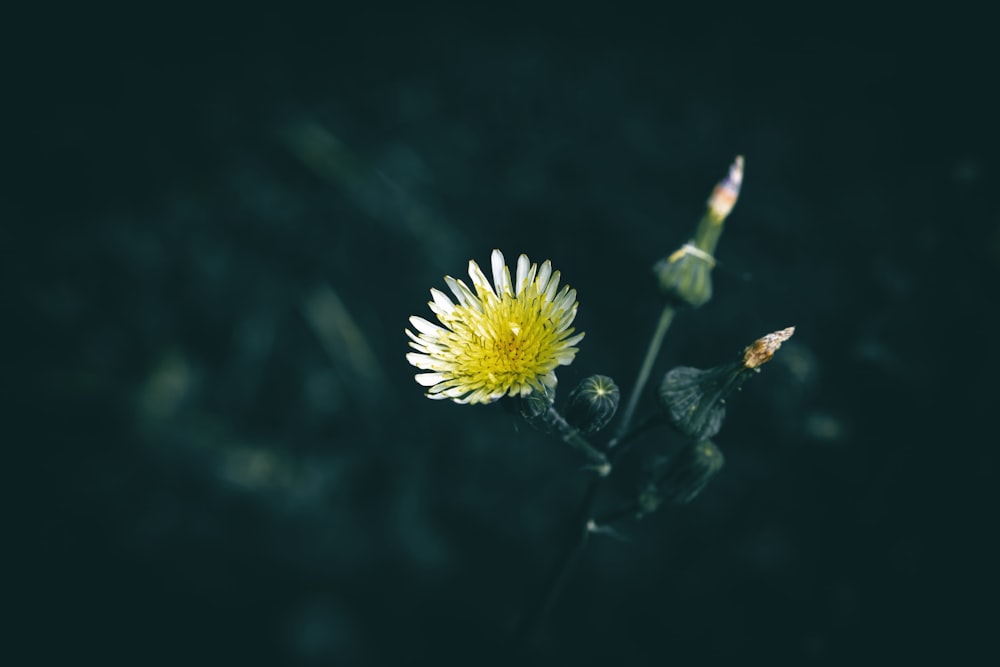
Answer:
444;297;560;394
490;320;535;370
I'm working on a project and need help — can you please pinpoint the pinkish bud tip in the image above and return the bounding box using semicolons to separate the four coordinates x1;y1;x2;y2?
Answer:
707;155;745;221
728;155;744;191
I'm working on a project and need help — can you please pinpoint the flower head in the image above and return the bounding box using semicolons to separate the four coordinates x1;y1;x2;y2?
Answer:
406;249;584;404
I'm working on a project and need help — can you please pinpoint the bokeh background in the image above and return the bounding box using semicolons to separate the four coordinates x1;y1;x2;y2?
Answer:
12;4;995;665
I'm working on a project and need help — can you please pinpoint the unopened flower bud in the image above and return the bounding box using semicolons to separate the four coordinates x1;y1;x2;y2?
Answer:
658;327;795;440
654;440;725;505
654;156;743;308
654;246;715;307
658;363;744;440
564;375;620;435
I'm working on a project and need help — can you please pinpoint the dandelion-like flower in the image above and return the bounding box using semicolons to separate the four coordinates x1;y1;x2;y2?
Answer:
406;249;585;404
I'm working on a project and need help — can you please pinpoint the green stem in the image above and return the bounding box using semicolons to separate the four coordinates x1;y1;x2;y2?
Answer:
546;406;611;475
593;501;640;527
564;432;611;475
609;304;676;449
608;413;662;464
518;303;678;646
516;478;599;646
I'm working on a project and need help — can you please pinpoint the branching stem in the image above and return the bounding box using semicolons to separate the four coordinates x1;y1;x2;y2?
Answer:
519;305;678;646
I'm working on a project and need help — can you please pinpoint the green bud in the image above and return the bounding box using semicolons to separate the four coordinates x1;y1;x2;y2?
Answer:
564;375;620;435
664;440;725;504
658;363;747;441
653;247;715;307
658;326;795;441
642;440;725;507
653;156;744;308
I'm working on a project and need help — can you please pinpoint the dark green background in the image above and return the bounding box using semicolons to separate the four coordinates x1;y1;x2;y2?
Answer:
12;4;995;665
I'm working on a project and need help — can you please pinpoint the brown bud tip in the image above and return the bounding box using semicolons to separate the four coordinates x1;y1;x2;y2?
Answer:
742;326;795;369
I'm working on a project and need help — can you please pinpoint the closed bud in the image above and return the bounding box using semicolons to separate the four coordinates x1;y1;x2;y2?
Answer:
641;440;725;509
565;375;620;435
653;156;743;308
658;327;795;440
663;440;725;504
658;363;746;441
654;248;715;307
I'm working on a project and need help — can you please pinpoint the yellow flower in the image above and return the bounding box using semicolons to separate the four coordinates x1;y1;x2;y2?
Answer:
406;249;585;404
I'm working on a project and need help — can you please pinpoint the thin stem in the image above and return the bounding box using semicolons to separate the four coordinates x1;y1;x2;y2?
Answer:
609;304;676;449
546;406;611;475
517;304;677;646
608;412;662;464
564;432;611;475
514;417;659;645
517;478;600;646
593;501;640;527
